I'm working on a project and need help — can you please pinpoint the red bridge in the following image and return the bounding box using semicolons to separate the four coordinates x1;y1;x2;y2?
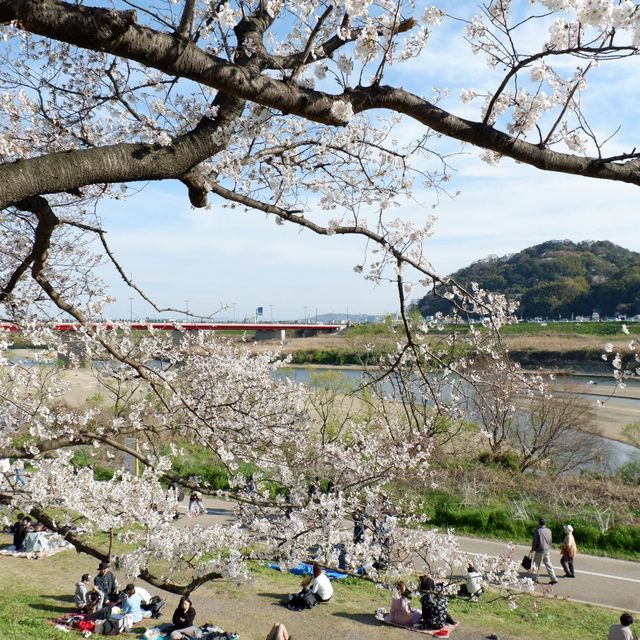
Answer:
0;322;344;334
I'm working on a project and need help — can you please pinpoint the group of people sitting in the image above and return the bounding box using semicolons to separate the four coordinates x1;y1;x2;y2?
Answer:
73;562;167;633
383;572;470;631
74;566;293;640
10;514;50;555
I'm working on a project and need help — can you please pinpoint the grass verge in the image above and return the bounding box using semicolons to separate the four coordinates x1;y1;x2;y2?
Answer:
0;539;628;640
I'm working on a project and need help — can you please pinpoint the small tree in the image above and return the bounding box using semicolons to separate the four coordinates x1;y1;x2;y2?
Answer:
514;384;602;474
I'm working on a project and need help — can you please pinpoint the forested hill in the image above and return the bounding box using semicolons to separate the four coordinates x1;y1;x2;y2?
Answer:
416;240;640;319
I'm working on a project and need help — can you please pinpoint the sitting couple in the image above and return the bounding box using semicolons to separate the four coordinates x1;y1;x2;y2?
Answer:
286;563;333;611
385;575;456;631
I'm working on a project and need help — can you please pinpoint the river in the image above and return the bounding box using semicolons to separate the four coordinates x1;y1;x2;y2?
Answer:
277;366;640;473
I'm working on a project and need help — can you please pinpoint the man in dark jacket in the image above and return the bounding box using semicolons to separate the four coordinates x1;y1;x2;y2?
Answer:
94;561;119;607
530;518;558;584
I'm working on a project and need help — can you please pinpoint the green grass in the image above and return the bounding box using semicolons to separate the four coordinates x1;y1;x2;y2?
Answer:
449;590;618;640
0;537;629;640
0;581;76;640
422;492;640;560
501;321;637;336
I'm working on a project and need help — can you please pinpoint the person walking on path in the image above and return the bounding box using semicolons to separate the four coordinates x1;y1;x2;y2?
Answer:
530;518;558;585
608;613;634;640
188;490;205;516
14;459;27;487
560;524;577;578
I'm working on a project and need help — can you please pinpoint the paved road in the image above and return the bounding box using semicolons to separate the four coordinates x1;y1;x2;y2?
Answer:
178;496;639;613
457;536;639;611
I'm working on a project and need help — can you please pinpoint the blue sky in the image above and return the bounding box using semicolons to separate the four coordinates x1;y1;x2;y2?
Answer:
96;2;640;321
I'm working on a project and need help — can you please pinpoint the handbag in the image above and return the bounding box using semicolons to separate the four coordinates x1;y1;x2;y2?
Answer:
521;554;532;570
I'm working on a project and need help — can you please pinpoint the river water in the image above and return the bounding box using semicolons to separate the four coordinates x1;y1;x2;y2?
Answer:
8;352;638;472
277;367;640;473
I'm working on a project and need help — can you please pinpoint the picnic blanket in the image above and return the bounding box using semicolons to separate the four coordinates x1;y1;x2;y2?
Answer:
48;612;87;634
143;624;239;640
268;561;349;580
0;540;72;558
375;610;459;637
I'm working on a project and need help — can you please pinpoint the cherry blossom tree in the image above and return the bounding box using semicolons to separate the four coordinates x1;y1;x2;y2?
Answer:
0;0;639;597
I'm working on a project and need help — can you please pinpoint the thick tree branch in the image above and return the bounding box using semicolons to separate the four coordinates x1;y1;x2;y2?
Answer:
1;196;59;301
1;0;640;208
0;435;92;459
0;493;223;593
0;94;245;208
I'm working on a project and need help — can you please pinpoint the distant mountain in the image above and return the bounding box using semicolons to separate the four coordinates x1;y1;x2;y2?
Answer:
415;240;640;319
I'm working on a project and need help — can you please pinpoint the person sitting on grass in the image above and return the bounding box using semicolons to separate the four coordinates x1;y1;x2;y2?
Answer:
169;596;198;639
121;583;151;624
74;573;93;609
384;580;421;627
287;562;334;610
418;574;456;630
94;561;119;608
458;565;483;599
12;515;31;552
308;562;333;604
266;623;294;640
609;613;634;640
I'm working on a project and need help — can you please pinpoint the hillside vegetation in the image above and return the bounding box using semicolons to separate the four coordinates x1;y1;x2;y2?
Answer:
415;240;640;319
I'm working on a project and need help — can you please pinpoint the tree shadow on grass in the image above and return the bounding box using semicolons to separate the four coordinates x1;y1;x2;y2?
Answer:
39;594;75;604
205;508;233;516
256;592;285;599
332;612;383;627
256;592;288;605
28;603;72;613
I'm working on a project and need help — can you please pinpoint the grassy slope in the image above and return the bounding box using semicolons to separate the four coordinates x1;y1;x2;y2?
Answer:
0;536;625;640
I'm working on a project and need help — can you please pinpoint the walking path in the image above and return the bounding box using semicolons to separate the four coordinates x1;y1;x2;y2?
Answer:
180;496;639;613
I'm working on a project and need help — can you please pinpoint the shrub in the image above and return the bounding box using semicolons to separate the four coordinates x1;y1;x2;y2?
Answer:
616;461;640;486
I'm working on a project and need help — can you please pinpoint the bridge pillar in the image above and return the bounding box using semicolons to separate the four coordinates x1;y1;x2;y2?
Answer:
255;329;286;342
57;331;90;367
172;330;184;346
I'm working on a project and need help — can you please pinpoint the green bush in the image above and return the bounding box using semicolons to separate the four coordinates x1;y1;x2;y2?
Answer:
616;461;640;486
487;508;516;534
602;525;640;553
70;447;114;481
477;451;520;471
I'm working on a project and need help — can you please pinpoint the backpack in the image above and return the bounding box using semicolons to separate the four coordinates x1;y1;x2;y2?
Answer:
96;618;123;636
286;590;317;611
142;595;166;619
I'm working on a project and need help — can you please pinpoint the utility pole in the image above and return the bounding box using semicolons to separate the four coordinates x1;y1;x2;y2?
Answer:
303;306;307;323
269;304;274;322
129;297;133;323
185;299;189;322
